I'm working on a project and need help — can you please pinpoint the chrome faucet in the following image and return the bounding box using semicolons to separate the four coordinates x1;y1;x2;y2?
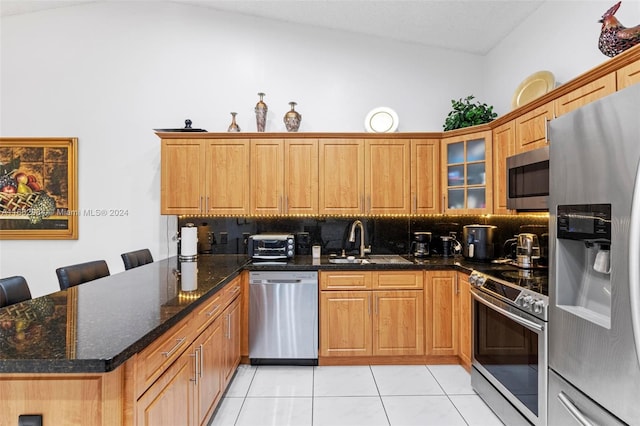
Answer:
348;219;371;258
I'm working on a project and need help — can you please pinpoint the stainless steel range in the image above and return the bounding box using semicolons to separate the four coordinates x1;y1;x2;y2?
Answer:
468;266;548;426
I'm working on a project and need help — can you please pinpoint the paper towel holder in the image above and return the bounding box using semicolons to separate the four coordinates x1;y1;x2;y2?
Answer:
179;222;198;262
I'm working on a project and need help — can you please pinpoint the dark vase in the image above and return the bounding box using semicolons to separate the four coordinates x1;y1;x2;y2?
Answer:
283;101;302;132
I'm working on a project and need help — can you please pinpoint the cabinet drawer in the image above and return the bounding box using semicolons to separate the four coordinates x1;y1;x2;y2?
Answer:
223;276;242;302
372;271;424;289
135;313;193;399
320;271;372;290
515;103;553;153
192;291;225;337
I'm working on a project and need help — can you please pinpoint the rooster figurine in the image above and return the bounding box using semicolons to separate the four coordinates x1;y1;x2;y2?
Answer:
598;1;640;57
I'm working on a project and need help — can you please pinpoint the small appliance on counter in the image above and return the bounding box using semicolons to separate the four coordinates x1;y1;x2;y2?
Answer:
463;225;498;261
248;233;295;260
410;232;432;257
516;233;541;268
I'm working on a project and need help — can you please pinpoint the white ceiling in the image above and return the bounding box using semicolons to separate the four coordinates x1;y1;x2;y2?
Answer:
0;0;546;55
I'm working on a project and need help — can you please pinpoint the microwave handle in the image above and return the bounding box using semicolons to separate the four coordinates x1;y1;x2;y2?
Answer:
628;161;640;370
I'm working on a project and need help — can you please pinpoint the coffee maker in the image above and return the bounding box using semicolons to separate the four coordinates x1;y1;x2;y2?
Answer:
411;232;432;257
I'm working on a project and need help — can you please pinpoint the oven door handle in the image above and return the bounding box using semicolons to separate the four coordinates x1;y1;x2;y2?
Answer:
557;391;596;426
472;291;544;332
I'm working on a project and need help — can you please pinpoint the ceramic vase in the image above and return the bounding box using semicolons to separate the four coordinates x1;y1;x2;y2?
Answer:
227;112;240;132
283;101;302;132
255;92;268;132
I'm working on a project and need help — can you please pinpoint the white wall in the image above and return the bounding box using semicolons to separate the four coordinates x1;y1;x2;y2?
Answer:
485;0;640;114
0;1;484;297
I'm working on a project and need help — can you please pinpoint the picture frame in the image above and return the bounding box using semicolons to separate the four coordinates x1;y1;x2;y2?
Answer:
0;137;78;239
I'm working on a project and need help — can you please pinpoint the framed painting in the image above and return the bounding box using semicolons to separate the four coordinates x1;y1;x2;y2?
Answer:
0;137;78;239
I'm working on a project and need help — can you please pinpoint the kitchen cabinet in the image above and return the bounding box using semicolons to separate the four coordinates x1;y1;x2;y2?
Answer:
319;270;424;358
194;319;224;426
554;72;616;117
457;272;472;370
492;120;516;215
319;139;365;214
617;60;640;89
222;297;241;387
365;139;411;214
411;138;441;214
514;102;553;153
160;139;250;215
250;139;318;215
441;130;493;214
425;270;458;356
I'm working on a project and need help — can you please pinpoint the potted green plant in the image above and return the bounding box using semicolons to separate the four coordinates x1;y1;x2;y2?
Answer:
443;95;497;131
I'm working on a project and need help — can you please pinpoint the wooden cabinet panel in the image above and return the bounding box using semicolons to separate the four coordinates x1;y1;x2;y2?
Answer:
554;73;616;117
250;139;284;214
194;320;224;426
320;271;372;290
319;139;365;214
492;120;516;214
411;139;440;214
617;60;640;89
457;272;472;369
160;140;204;215
204;140;250;215
373;290;424;356
284;139;318;214
222;297;241;386
373;270;423;290
515;102;553;153
365;139;411;214
136;350;196;426
320;290;372;357
425;271;458;356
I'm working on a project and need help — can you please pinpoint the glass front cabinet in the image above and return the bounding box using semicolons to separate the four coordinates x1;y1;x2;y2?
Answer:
441;130;493;214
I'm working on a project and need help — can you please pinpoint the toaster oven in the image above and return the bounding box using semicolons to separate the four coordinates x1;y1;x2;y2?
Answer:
248;233;295;260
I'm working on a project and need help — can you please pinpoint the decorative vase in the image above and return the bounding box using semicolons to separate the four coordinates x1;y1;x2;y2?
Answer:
283;101;302;132
227;112;240;132
254;92;268;132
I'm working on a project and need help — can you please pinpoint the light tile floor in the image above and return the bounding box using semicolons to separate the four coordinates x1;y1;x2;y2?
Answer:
209;364;504;426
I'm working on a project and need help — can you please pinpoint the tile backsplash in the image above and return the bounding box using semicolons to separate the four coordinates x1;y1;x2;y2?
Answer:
178;215;549;258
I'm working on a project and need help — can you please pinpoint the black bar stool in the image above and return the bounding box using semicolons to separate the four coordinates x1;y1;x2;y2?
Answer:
0;276;32;308
121;249;154;270
56;260;110;291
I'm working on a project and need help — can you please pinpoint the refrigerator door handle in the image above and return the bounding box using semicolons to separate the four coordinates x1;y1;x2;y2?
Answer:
629;163;640;369
557;391;596;426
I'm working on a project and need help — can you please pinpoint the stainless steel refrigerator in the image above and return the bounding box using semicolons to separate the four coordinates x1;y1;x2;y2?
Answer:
548;82;640;425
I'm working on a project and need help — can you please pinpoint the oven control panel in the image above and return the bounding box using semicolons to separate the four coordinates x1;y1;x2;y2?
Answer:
469;270;548;320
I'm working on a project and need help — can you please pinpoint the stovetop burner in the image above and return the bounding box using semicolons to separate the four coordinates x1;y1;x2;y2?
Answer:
491;269;548;295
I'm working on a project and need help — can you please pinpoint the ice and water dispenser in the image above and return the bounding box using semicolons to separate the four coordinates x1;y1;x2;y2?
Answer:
555;204;612;328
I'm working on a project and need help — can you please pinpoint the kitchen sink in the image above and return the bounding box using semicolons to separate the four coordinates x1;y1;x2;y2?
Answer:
328;254;412;264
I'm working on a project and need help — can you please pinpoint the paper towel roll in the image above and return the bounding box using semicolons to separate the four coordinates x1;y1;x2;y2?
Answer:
180;261;198;291
180;226;198;258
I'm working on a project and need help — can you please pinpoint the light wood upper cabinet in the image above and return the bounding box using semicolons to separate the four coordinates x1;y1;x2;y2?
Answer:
365;139;411;214
411;139;440;214
161;140;205;215
250;139;284;215
457;272;472;370
441;130;493;214
514;102;553;153
617;60;640;89
319;139;365;214
205;139;250;215
425;270;458;356
554;72;616;117
284;139;319;214
492;120;516;215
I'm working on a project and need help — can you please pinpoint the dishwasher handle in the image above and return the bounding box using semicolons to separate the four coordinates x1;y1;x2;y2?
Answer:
250;279;306;284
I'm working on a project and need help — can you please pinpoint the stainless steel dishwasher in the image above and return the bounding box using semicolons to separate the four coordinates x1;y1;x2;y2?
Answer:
249;270;318;365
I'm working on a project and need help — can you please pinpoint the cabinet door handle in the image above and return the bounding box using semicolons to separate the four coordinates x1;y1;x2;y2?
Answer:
190;348;199;384
206;305;221;317
161;337;186;358
199;196;203;212
545;118;550;144
375;294;378;315
442;194;446;212
227;313;232;339
206;196;210;212
412;194;417;213
199;344;204;378
278;195;282;213
368;294;371;317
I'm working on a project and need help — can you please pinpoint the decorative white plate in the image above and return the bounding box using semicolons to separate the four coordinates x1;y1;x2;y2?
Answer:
364;107;399;133
511;70;556;110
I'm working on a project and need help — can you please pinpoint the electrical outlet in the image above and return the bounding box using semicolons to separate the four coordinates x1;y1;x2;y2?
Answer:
220;232;228;244
19;415;43;426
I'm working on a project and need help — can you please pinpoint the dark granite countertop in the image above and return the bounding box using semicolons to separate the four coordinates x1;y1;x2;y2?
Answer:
0;253;500;374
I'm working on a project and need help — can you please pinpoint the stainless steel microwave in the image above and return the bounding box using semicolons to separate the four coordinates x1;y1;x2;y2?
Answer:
506;146;549;211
